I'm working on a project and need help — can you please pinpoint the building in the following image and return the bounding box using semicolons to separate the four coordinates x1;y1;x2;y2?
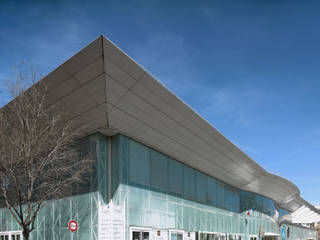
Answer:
315;206;320;240
285;205;320;240
0;35;318;240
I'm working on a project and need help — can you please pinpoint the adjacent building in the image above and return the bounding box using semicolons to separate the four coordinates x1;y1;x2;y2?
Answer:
0;36;318;240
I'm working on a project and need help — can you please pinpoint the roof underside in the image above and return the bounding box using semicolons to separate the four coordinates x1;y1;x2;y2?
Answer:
19;36;312;212
291;205;320;223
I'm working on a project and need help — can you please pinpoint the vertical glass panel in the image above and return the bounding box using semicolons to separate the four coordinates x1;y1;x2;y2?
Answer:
256;195;263;214
200;233;206;240
12;236;15;240
150;150;168;190
266;198;273;216
233;189;240;213
129;140;150;186
111;135;119;198
207;177;217;207
168;159;183;195
16;236;20;240
224;186;233;211
143;232;150;240
184;205;195;229
171;233;177;240
133;231;141;240
247;192;256;212
216;181;225;209
239;191;246;213
119;135;129;184
184;166;196;200
196;172;207;203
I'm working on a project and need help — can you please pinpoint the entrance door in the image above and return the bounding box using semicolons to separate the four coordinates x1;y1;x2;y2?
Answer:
169;231;184;240
10;234;21;240
0;232;22;240
0;234;9;240
130;227;151;240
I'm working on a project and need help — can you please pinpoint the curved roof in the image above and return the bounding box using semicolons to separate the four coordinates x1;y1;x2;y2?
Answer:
16;35;311;211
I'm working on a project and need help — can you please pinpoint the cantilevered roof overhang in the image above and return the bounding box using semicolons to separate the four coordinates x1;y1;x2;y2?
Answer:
290;203;320;224
6;35;314;212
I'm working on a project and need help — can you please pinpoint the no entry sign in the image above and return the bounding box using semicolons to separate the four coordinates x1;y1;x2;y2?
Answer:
68;220;78;232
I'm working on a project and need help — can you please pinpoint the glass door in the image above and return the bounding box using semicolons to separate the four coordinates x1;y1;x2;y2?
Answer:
0;232;22;240
131;228;151;240
11;234;21;240
0;234;9;240
169;231;184;240
170;233;183;240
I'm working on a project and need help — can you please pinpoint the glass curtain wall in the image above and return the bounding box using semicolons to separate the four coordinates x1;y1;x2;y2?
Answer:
280;224;317;240
278;208;291;221
111;135;279;239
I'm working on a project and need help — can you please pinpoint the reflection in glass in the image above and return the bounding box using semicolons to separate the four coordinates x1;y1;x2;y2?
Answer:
143;232;149;240
133;231;141;240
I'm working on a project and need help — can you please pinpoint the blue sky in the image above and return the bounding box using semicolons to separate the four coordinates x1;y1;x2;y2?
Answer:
0;0;319;205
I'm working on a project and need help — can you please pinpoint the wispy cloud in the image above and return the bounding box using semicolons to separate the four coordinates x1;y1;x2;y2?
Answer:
21;21;94;73
197;85;268;126
130;32;187;79
129;32;269;127
233;140;262;156
200;7;217;24
0;5;96;107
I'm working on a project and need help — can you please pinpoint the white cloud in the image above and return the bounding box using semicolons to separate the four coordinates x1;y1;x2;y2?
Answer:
200;7;216;24
25;22;92;71
233;140;262;156
197;85;267;126
130;33;187;79
128;33;268;127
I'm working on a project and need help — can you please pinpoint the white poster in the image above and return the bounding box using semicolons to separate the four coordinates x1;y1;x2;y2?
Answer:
99;202;125;240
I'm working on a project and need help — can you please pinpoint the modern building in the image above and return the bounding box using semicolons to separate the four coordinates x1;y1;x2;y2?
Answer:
283;205;320;240
315;206;320;240
0;35;319;240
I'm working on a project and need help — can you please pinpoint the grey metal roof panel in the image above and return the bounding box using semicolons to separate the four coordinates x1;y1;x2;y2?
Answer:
4;35;308;212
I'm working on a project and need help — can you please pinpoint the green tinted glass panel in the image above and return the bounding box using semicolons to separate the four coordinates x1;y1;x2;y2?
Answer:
129;140;150;186
196;172;207;203
150;150;168;190
168;159;183;195
207;177;217;206
183;166;196;200
216;181;224;208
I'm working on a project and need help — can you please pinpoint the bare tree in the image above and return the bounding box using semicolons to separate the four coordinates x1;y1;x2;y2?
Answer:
0;68;94;240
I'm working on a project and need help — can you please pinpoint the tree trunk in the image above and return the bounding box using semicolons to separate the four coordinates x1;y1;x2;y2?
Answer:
23;230;30;240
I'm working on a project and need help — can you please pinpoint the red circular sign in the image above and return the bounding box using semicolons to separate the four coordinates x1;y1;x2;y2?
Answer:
68;220;78;232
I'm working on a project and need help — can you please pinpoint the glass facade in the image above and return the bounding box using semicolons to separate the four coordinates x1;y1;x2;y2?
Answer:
280;224;317;240
279;208;291;220
111;135;280;239
0;133;317;240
